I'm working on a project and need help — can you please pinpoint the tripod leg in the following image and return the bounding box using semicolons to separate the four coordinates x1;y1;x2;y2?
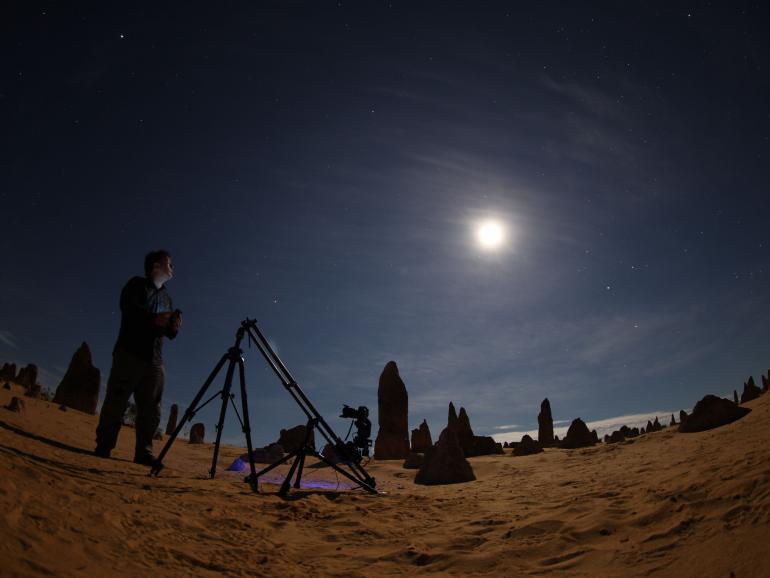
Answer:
292;419;315;489
315;453;378;494
293;452;307;489
150;352;229;476
253;451;295;479
345;460;377;490
237;357;259;492
209;357;237;479
280;453;303;497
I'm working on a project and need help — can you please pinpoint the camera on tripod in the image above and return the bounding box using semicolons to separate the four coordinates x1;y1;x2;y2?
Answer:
339;404;372;461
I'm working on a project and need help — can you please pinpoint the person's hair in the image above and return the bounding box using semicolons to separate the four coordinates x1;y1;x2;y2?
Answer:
144;249;172;276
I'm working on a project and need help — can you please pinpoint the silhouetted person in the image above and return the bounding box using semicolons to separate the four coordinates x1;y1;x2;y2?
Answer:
95;250;182;464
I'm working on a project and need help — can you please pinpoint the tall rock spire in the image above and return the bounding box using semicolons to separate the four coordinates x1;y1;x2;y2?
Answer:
537;398;554;446
374;361;410;459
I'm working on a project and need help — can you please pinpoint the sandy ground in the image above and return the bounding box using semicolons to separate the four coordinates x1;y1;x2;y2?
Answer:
1;383;769;578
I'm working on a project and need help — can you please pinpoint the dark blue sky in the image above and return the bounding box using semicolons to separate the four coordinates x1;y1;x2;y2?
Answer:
2;2;769;446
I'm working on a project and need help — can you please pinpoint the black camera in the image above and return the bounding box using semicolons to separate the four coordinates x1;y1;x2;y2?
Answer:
339;404;372;460
340;404;368;420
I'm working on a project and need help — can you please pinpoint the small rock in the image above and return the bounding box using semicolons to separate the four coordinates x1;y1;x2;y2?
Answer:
513;434;543;456
5;396;25;413
165;404;179;435
322;442;344;464
472;435;504;455
24;383;42;399
446;403;476;457
189;422;206;444
679;395;751;433
646;417;663;433
619;425;640;438
244;443;284;463
410;419;433;453
276;424;314;453
0;363;17;382
560;418;597;449
16;364;38;393
740;377;762;404
402;452;424;469
414;428;475;485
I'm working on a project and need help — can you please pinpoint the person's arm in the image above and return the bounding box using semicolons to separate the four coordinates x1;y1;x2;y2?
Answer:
120;278;155;328
165;310;182;339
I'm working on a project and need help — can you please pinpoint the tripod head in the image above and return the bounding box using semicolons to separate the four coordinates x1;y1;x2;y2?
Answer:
238;318;258;345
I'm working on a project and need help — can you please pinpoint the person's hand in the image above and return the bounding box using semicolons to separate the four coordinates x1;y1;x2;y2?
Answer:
153;312;172;328
170;311;183;332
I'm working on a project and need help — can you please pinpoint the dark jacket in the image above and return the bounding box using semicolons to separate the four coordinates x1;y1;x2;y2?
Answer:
114;276;178;365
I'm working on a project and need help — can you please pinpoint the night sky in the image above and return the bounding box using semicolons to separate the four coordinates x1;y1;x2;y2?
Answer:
2;2;769;446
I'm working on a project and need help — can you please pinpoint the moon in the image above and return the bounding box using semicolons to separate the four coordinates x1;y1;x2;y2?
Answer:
476;220;506;250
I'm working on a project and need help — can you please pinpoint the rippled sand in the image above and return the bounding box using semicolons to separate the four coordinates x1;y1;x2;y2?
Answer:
2;382;769;577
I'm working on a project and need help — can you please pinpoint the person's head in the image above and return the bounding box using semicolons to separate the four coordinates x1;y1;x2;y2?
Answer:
144;249;174;288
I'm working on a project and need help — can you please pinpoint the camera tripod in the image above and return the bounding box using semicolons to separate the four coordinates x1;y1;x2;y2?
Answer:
149;321;259;490
149;318;377;496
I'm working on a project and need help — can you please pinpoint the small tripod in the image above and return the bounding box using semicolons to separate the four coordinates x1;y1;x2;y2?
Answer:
149;321;259;491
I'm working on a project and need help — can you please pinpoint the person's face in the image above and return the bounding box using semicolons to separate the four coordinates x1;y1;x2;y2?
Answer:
152;256;174;278
159;256;173;276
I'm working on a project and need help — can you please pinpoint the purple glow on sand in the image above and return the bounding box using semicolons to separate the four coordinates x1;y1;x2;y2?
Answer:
226;458;246;472
258;475;357;491
225;457;357;490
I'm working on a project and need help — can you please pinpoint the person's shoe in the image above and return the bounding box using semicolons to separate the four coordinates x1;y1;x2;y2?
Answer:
133;453;156;466
94;446;111;459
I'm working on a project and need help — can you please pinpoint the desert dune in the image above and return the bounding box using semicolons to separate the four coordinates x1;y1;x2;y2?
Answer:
1;381;769;577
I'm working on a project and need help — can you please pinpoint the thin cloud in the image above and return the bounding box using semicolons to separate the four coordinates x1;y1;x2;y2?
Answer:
492;409;683;444
36;366;63;389
0;330;17;349
540;74;626;120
